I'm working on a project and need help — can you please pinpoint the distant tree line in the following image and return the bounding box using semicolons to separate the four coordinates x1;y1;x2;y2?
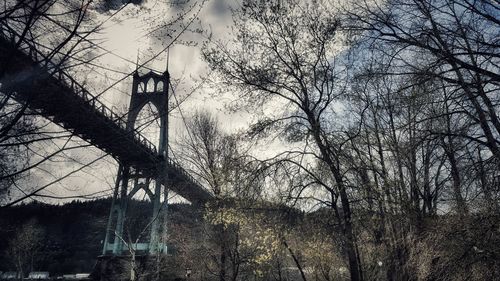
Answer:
0;199;205;279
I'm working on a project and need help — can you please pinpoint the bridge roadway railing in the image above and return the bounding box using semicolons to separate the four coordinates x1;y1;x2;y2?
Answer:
0;21;208;198
0;21;158;156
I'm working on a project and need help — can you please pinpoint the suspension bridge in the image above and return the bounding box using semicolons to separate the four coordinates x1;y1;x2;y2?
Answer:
0;19;212;259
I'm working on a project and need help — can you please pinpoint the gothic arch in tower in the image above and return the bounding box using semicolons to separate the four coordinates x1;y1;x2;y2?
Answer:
126;70;170;156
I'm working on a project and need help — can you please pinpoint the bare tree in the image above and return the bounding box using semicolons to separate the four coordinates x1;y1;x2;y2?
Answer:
344;0;500;162
202;1;366;280
177;110;256;281
6;219;44;280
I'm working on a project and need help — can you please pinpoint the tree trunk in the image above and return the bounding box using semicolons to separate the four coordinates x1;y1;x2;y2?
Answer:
219;225;226;281
307;113;362;281
443;140;467;213
338;185;362;281
283;239;307;281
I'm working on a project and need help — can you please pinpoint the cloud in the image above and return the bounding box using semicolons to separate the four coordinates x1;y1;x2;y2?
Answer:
94;0;146;13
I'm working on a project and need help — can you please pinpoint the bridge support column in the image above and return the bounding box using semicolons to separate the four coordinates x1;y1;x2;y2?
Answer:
101;165;131;256
149;177;166;254
102;168;170;256
102;165;121;255
114;166;130;254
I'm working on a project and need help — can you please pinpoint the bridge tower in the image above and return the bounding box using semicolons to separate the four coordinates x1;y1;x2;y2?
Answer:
102;70;170;256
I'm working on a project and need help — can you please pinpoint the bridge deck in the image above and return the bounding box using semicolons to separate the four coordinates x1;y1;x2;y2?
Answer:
0;23;211;203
